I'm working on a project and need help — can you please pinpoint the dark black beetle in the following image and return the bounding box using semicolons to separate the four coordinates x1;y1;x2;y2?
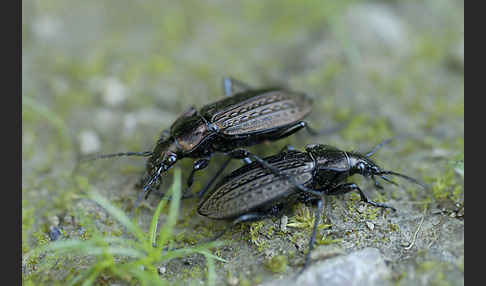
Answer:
88;78;339;206
197;141;426;274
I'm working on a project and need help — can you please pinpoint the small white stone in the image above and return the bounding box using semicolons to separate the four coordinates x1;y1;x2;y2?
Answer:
63;215;73;225
79;130;101;154
157;266;166;275
48;215;60;226
345;4;407;52
280;215;288;232
357;205;366;214
366;221;375;231
32;15;61;40
454;38;464;66
227;276;239;286
123;113;138;135
103;77;126;106
295;248;391;286
95;109;119;130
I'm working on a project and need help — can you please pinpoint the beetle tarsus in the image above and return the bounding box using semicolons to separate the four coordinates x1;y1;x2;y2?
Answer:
328;183;396;211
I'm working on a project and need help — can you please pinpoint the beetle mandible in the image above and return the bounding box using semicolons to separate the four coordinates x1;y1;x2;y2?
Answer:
88;78;339;207
197;141;426;274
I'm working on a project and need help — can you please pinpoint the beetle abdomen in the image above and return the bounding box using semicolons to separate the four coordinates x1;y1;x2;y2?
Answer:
198;152;314;219
207;90;312;135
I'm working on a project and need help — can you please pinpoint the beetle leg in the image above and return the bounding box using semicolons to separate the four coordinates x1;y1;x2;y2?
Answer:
232;212;272;225
266;121;307;141
197;156;232;199
160;157;213;201
258;119;343;142
182;157;211;197
225;149;282;173
299;198;324;276
223;77;253;96
365;137;394;157
327;183;396;211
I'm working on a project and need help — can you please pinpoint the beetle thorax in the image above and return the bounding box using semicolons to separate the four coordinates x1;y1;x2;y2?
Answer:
309;150;353;187
174;123;211;152
315;151;350;171
169;111;212;154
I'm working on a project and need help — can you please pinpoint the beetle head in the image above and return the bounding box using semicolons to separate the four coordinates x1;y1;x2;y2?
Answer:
347;151;426;189
348;153;381;177
143;136;181;192
142;106;214;197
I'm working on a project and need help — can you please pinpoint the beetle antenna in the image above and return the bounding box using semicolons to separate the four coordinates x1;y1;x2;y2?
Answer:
81;151;153;162
379;170;427;189
365;138;394;158
379;175;399;186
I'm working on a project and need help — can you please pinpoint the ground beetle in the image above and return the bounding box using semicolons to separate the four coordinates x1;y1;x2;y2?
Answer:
197;141;426;274
89;78;340;206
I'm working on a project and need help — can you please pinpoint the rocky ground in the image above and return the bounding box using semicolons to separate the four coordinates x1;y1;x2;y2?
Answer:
22;1;463;285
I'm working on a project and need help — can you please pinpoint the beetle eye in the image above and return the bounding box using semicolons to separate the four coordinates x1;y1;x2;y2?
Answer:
168;155;177;163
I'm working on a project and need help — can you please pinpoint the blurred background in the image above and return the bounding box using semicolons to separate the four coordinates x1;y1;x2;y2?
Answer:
22;0;463;285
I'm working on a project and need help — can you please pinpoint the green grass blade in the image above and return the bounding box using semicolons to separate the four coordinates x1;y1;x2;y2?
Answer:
68;269;90;286
44;239;145;258
102;236;146;249
159;244;226;263
149;197;169;248
196;250;227;263
202;251;216;286
81;262;109;286
83;246;145;258
157;168;181;248
89;192;145;241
